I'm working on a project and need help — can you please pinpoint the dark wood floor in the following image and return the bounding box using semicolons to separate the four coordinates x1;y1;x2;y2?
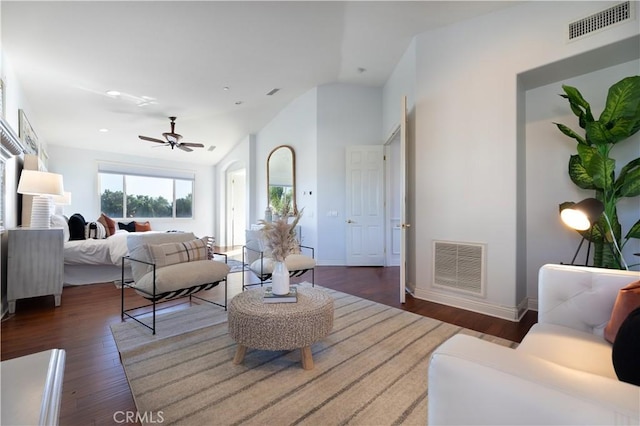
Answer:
1;264;537;425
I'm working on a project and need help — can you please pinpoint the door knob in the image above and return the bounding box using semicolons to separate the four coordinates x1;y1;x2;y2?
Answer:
401;223;411;229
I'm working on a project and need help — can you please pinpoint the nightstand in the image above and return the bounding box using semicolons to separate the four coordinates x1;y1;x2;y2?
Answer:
7;228;64;313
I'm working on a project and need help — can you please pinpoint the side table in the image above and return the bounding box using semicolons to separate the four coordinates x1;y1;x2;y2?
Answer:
228;287;334;370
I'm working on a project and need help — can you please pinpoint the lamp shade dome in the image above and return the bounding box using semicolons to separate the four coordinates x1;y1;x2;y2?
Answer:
560;198;604;231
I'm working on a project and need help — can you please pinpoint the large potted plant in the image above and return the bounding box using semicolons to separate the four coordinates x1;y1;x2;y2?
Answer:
555;75;640;269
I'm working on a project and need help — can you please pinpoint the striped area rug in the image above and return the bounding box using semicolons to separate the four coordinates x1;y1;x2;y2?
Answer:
111;286;516;426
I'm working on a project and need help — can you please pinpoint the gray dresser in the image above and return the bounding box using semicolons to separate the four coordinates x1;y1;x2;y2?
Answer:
7;228;64;313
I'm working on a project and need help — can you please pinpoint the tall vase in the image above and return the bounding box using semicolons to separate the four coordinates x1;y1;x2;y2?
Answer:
271;260;290;295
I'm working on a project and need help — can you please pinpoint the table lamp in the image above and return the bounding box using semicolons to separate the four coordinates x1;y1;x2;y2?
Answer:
17;170;64;228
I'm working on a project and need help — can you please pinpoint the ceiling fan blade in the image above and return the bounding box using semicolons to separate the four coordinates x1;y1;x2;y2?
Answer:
177;145;193;152
139;135;167;144
180;142;205;148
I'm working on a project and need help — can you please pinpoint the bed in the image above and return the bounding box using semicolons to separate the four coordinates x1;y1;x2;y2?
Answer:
63;230;135;285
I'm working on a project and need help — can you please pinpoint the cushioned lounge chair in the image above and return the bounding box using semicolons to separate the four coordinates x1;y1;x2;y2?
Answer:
242;229;315;290
120;232;230;334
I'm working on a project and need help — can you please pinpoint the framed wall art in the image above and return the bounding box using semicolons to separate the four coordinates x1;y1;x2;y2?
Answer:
18;109;38;155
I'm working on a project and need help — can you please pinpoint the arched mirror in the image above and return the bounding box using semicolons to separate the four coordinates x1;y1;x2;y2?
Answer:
267;145;296;216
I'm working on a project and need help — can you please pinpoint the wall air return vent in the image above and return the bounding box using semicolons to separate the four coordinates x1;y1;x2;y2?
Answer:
433;240;485;296
568;1;632;41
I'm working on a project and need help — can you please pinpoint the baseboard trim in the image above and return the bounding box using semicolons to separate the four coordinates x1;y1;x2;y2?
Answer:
413;288;522;322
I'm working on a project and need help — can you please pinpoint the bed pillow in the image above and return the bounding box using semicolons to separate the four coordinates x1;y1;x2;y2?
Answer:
147;237;210;269
68;213;86;240
85;221;107;239
118;221;136;232
135;221;152;232
50;214;70;242
604;280;640;343
97;213;116;237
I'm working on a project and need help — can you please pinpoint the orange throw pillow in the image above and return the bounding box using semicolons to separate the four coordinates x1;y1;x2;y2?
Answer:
98;213;116;237
604;280;640;343
134;221;152;232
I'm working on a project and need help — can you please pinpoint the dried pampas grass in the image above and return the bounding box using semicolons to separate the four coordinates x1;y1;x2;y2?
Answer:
258;208;302;262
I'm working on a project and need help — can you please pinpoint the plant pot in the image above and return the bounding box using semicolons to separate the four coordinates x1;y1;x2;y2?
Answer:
271;260;290;295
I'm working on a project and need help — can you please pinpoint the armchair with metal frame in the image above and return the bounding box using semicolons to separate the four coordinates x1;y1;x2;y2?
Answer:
241;229;316;290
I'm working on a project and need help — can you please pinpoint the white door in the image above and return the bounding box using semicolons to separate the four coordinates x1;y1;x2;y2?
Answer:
345;145;385;266
399;96;409;303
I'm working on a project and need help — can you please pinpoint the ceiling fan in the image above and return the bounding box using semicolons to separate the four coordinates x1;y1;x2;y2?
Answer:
138;117;205;152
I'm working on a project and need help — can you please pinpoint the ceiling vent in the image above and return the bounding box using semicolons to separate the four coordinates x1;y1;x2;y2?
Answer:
266;88;280;96
568;1;632;41
433;240;485;296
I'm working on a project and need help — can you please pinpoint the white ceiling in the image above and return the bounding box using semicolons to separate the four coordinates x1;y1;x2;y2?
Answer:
2;1;518;165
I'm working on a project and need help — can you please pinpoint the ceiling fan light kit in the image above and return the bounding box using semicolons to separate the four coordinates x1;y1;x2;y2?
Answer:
139;117;205;152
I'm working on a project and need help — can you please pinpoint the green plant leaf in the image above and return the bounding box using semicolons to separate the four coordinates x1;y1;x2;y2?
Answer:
568;154;595;189
608;116;640;143
561;85;594;123
600;76;640;128
625;219;640;240
577;145;614;189
616;158;640;198
554;123;587;145
585;121;614;146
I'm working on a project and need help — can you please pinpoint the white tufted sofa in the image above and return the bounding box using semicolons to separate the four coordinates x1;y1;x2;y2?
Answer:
428;264;640;425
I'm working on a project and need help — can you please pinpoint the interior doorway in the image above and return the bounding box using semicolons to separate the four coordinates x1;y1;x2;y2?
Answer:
385;129;401;268
225;168;246;248
385;95;410;303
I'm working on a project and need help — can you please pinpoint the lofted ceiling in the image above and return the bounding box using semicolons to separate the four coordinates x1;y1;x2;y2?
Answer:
1;1;518;165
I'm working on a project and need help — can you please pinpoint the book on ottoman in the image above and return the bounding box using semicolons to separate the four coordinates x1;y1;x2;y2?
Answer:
263;286;298;303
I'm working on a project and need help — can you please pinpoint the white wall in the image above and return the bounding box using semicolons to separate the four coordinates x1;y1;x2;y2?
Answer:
255;88;319;250
526;60;640;302
382;38;416;138
1;51;32;230
316;83;383;265
47;145;217;237
248;82;382;265
408;1;639;320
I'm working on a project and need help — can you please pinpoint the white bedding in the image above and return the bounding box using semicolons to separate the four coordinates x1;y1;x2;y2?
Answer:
63;230;140;266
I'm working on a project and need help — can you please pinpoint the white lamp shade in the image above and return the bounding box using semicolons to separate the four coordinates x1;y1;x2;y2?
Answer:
51;191;72;205
17;170;64;196
560;209;591;231
560;198;604;231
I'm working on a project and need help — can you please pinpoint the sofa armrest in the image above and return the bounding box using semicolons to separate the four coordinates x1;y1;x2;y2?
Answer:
538;264;640;336
428;334;639;425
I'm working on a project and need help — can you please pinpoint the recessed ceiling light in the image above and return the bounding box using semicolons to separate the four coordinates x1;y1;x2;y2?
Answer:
106;90;120;96
98;128;109;133
223;86;230;91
